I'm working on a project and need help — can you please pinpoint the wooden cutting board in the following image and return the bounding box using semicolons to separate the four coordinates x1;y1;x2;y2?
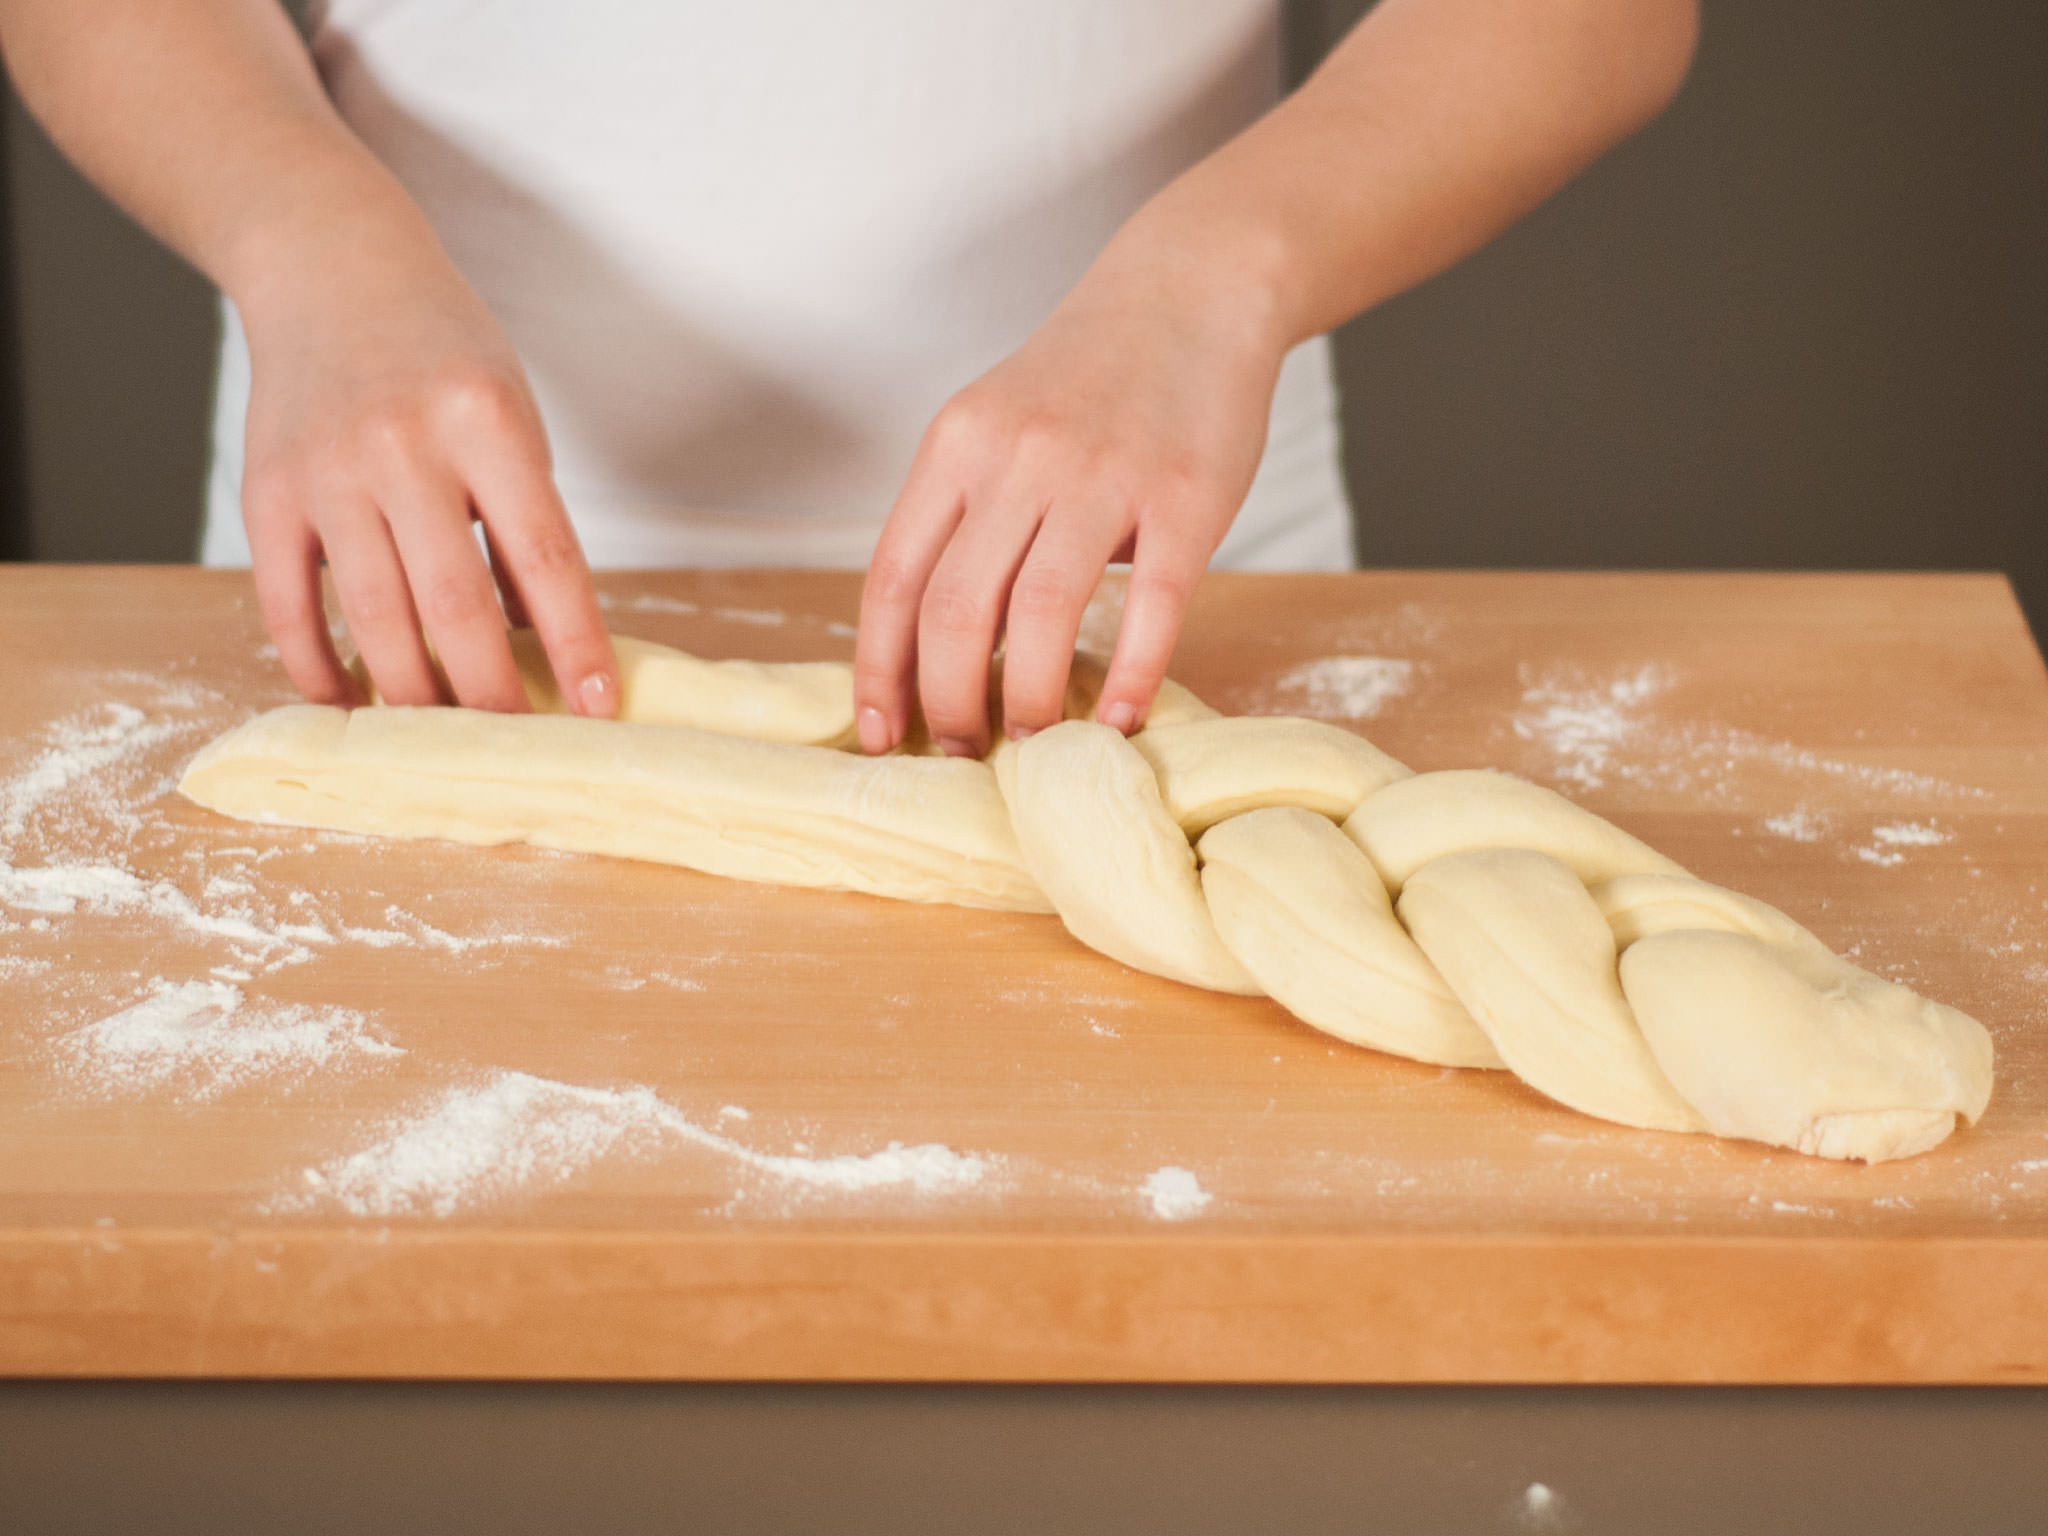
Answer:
1;566;2044;1383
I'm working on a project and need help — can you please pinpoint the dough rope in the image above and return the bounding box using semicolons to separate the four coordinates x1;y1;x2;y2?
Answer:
181;630;1994;1164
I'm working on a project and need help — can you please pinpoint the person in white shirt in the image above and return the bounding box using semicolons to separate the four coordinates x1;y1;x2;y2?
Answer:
0;0;1697;758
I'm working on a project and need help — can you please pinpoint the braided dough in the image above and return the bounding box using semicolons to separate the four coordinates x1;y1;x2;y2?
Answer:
180;629;1994;1163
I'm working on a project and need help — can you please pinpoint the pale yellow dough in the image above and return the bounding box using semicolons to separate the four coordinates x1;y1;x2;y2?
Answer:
1399;849;1708;1133
180;627;1996;1163
358;628;859;747
997;720;1257;994
182;703;1048;911
1197;808;1501;1067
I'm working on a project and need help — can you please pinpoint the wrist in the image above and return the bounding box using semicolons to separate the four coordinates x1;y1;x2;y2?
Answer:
1088;176;1309;363
218;154;453;337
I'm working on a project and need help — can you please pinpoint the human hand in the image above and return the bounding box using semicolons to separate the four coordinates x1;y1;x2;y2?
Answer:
853;217;1292;757
237;218;616;716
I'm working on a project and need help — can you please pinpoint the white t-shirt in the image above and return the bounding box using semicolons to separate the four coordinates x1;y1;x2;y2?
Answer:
201;0;1354;571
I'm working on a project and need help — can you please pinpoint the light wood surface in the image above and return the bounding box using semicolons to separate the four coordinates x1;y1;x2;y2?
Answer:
3;566;2046;1382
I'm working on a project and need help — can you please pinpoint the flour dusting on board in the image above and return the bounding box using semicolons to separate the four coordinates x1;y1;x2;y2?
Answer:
1259;656;1416;721
1513;664;1669;791
1;698;192;842
57;981;402;1101
1762;807;1831;843
1141;1165;1212;1221
1511;662;1989;804
0;675;596;991
284;1070;992;1219
1853;820;1954;868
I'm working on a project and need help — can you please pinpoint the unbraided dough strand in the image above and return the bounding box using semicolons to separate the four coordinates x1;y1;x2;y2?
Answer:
181;627;1994;1163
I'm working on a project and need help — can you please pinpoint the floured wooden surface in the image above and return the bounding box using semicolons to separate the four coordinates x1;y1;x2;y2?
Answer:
2;567;2046;1382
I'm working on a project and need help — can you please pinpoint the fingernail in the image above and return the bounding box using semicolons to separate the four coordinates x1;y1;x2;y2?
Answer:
858;705;892;755
937;736;978;759
577;671;617;718
1102;701;1138;734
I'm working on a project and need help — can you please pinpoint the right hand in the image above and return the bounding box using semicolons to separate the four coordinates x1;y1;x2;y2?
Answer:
237;220;617;717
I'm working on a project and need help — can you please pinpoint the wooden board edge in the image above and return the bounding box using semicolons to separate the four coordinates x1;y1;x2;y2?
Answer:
3;1229;2043;1384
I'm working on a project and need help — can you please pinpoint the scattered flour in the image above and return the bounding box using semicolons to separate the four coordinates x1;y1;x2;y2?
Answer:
1140;1165;1212;1221
287;1070;991;1218
711;606;793;628
1260;655;1416;721
1512;663;1987;802
0;680;595;1044
57;980;402;1101
602;592;700;617
1511;665;1672;792
0;698;197;843
1852;823;1952;869
1761;807;1831;843
340;904;566;956
1;858;307;957
1871;821;1951;847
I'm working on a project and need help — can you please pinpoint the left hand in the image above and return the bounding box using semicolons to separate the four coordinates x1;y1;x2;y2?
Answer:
852;219;1291;757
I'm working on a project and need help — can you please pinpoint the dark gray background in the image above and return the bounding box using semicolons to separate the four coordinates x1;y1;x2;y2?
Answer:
4;1382;2048;1536
3;1;2044;618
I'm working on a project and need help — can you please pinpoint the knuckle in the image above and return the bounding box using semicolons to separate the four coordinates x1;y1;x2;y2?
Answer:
863;551;926;609
1130;563;1197;614
1007;566;1081;629
514;527;586;586
920;579;987;643
343;579;412;633
928;394;992;457
414;567;495;629
433;368;525;436
1008;409;1075;466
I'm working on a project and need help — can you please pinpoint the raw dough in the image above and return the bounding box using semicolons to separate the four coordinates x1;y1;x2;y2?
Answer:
1135;716;1410;836
997;720;1258;993
1197;807;1502;1067
357;628;859;747
1397;849;1707;1133
181;703;1048;912
1345;769;1685;891
181;627;1997;1163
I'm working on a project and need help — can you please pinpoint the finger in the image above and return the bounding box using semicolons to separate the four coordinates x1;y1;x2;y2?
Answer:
246;496;359;707
318;496;443;707
462;444;617;719
916;487;1047;756
999;501;1131;740
855;430;973;754
483;522;534;631
1095;519;1210;735
379;467;530;714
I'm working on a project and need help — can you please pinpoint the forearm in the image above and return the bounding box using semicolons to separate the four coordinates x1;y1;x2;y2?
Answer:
1112;0;1701;349
0;0;436;315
